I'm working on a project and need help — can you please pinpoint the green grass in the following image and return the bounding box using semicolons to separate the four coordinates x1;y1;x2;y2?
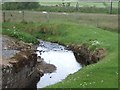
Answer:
2;20;118;88
38;2;118;14
47;52;118;88
40;2;118;8
36;6;118;14
3;11;118;33
36;22;118;88
2;2;118;14
2;26;39;44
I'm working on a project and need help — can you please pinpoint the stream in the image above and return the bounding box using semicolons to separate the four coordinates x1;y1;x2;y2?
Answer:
36;40;82;88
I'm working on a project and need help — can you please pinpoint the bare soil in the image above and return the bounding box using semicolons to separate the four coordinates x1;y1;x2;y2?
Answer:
1;35;56;73
2;35;37;50
37;61;56;73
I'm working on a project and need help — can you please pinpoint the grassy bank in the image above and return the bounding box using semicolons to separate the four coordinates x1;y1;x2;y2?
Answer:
2;18;118;88
36;22;118;88
2;23;39;44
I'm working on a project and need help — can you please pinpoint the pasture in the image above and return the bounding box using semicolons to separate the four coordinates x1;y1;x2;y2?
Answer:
3;11;118;32
2;10;119;88
40;2;118;8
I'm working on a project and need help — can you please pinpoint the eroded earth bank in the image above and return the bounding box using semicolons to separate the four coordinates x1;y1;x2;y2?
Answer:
1;35;56;89
1;35;106;89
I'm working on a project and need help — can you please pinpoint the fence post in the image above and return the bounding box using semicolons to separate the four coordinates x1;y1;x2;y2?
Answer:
46;13;49;23
22;11;24;22
109;1;112;14
3;12;5;22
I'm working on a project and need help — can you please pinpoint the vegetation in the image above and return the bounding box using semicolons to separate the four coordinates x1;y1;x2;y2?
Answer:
35;6;117;14
2;2;118;14
35;22;118;88
2;2;118;87
40;2;118;8
2;2;40;10
2;20;118;88
3;11;118;33
2;24;39;44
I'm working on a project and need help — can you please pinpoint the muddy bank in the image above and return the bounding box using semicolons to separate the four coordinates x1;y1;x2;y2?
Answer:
2;50;44;89
1;35;107;88
1;35;56;89
2;35;36;50
2;35;37;60
37;61;56;74
68;43;107;66
41;40;107;66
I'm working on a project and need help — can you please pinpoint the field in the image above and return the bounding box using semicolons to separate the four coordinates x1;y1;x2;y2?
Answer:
3;11;118;32
2;2;118;14
2;11;119;88
40;2;118;8
37;2;118;14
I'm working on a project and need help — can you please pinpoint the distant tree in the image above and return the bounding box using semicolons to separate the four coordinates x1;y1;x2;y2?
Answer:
2;2;40;10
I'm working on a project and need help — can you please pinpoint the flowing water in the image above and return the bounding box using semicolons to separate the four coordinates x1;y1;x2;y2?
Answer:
36;40;82;88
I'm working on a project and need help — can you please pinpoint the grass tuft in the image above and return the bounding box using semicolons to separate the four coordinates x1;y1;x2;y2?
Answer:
2;28;39;44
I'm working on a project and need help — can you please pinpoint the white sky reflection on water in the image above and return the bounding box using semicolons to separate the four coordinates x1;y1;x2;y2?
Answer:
37;40;82;88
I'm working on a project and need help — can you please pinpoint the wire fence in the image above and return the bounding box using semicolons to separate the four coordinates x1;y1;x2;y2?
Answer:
2;10;118;32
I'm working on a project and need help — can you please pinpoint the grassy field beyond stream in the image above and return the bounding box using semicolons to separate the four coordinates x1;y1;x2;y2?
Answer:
2;19;118;88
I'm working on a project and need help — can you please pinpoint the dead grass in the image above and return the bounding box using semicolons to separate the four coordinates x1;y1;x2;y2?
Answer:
3;11;118;32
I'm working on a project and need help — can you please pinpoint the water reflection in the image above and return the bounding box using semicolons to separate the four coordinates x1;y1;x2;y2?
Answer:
37;40;82;88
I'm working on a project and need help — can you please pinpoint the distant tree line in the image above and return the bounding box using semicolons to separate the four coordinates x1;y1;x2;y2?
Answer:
2;2;118;14
2;2;40;10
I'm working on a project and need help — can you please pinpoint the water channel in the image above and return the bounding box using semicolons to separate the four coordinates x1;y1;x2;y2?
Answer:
36;40;82;88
